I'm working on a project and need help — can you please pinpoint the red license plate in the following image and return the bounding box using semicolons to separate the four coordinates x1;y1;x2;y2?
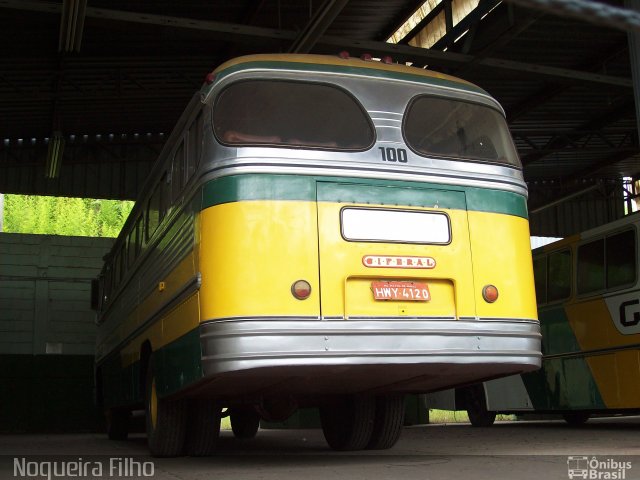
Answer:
371;281;430;301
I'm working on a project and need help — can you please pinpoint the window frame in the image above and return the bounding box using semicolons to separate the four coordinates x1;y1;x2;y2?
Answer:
146;182;162;242
533;255;547;306
186;111;203;183
172;139;186;204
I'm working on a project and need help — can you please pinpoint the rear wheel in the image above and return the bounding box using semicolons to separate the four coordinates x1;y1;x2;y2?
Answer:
562;413;590;426
320;395;375;451
184;400;221;456
231;409;260;439
465;385;496;427
366;395;405;450
106;407;130;440
145;355;187;457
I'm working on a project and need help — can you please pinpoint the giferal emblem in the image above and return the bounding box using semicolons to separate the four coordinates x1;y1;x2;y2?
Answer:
362;255;436;269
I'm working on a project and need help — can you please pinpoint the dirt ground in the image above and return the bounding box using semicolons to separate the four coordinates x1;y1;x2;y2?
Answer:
2;417;639;480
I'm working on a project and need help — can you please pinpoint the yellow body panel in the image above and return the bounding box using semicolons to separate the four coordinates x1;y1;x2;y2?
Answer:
108;252;197;368
198;199;536;322
199;201;321;320
467;211;538;320
136;253;196;329
120;293;201;368
566;298;640;408
566;299;639;351
586;350;640;408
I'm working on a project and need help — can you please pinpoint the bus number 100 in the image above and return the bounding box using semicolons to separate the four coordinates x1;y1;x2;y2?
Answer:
379;147;408;163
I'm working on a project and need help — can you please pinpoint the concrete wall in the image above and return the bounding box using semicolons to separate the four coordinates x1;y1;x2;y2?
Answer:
0;233;113;432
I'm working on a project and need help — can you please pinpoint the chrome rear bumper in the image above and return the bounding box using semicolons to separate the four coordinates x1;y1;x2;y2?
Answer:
197;318;541;396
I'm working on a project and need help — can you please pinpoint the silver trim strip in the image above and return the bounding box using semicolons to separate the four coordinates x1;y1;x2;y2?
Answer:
204;315;321;323
199;318;542;376
344;316;456;321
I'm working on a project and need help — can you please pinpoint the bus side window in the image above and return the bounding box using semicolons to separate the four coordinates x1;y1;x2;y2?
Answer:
147;172;169;242
533;256;547;305
606;230;636;289
113;246;124;289
103;263;112;305
161;171;170;218
119;245;126;282
186;111;203;182
147;184;161;241
127;221;138;268
113;252;119;289
577;239;605;294
547;249;571;302
134;216;143;257
172;140;185;202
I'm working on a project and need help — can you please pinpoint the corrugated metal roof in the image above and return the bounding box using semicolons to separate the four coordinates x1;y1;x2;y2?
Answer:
0;0;638;235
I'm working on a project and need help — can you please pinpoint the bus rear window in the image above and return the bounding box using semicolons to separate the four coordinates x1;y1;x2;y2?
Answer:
403;96;520;167
213;80;375;150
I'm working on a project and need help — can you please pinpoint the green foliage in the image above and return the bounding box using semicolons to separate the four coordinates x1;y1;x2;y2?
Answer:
3;195;133;238
428;409;515;424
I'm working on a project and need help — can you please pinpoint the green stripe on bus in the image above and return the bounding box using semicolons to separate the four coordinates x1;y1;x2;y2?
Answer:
201;174;529;218
214;61;487;96
539;307;583;357
155;327;203;398
522;358;606;411
521;306;606;411
99;327;203;408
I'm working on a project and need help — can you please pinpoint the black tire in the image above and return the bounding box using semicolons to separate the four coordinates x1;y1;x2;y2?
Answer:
106;407;130;441
465;385;496;427
184;400;221;456
145;355;187;457
231;410;260;439
562;412;590;426
366;395;405;450
320;395;375;451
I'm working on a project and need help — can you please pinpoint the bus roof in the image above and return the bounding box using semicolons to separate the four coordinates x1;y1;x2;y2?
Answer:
208;53;486;96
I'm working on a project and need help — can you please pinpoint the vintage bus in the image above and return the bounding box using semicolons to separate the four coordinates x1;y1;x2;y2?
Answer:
92;53;541;456
427;212;639;426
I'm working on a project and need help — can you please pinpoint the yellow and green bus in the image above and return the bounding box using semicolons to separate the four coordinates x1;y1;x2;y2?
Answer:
428;212;639;426
92;53;541;456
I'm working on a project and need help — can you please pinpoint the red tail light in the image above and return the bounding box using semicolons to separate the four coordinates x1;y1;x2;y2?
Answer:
482;285;499;303
291;280;312;300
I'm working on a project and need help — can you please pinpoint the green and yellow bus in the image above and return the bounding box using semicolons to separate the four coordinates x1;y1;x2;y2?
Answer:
428;212;639;426
92;53;541;456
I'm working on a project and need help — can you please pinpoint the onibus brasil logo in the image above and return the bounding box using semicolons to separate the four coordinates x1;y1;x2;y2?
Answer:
567;456;632;479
